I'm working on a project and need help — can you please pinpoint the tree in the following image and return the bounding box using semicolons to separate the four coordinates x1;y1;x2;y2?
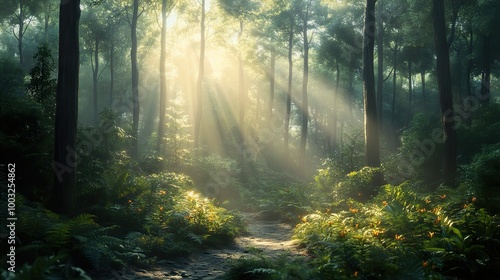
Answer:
362;0;381;171
432;0;457;184
157;0;177;151
270;0;298;159
81;5;108;124
27;42;57;119
128;0;142;158
11;0;44;69
193;0;206;149
52;0;80;216
296;0;325;169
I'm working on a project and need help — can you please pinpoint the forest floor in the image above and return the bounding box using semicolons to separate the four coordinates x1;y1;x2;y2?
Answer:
100;212;307;279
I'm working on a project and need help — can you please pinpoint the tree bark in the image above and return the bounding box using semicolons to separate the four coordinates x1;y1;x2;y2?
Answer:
194;0;205;149
109;39;114;107
299;10;309;169
376;0;384;133
421;67;426;113
363;0;381;169
52;0;80;217
432;0;457;184
284;27;293;158
391;39;398;125
131;0;140;158
408;60;412;117
238;19;245;147
480;35;491;104
157;0;168;151
92;38;99;124
268;49;276;121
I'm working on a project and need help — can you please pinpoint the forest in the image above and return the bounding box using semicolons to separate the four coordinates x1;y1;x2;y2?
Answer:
0;0;499;279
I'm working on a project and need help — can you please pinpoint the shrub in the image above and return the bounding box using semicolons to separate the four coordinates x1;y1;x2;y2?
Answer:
294;183;500;279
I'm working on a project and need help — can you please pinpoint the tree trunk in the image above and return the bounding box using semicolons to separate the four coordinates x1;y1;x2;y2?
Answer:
17;1;25;68
92;38;99;124
284;27;293;158
157;0;168;151
238;19;245;147
408;60;412;117
109;39;114;107
421;67;426;113
131;0;140;158
480;35;491;104
299;13;309;169
268;49;276;122
194;0;205;149
391;40;398;125
376;0;384;132
52;0;80;217
363;0;380;169
432;0;457;184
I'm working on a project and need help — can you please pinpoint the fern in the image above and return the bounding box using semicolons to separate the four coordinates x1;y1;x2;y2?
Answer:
245;267;277;276
74;226;125;271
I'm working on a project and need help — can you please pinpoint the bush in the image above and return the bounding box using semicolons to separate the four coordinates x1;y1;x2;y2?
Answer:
293;183;500;279
224;252;318;280
462;142;500;213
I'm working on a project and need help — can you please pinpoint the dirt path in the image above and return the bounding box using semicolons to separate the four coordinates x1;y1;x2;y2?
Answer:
111;212;305;280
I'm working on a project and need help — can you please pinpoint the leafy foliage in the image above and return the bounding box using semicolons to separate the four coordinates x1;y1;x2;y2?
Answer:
224;251;319;280
294;180;500;279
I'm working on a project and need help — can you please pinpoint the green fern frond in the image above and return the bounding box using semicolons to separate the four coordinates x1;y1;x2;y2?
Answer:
45;223;71;247
246;267;278;275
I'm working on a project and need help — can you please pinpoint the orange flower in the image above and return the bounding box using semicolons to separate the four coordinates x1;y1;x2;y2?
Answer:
423;261;429;268
339;230;347;237
428;231;435;238
382;201;388;206
128;199;132;203
471;196;477;202
440;194;446;199
353;271;358;277
349;208;359;214
395;234;404;240
425;199;431;204
419;208;426;213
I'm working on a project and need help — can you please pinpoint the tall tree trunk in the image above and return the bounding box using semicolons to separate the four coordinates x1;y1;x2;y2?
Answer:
376;0;384;132
238;19;245;146
131;0;140;158
194;0;205;149
421;66;426;113
268;49;276;122
363;0;380;169
44;2;50;41
109;39;114;107
157;0;168;151
284;28;293;158
408;60;412;117
238;19;247;181
300;14;309;170
17;1;25;68
432;0;457;184
328;61;340;154
52;0;80;217
480;35;491;104
391;40;398;125
92;38;99;124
